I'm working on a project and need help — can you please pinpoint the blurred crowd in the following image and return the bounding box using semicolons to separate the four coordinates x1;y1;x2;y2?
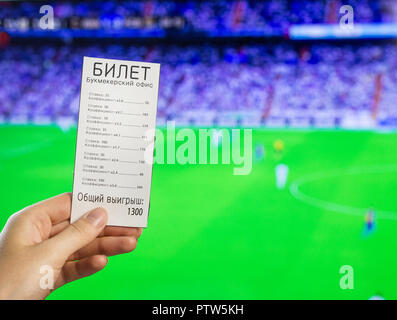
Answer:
0;43;396;123
0;0;396;32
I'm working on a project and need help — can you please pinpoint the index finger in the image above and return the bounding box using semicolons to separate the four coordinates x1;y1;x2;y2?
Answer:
30;192;72;225
100;226;143;238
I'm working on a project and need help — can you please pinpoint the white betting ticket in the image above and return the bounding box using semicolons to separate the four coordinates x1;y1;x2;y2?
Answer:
71;57;160;227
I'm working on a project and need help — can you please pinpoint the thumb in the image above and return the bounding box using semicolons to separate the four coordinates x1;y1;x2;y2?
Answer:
46;207;108;260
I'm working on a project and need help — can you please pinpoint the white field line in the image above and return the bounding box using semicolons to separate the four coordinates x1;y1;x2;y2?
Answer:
289;164;397;221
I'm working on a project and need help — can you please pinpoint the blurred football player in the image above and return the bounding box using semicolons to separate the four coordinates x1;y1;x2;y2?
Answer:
254;143;265;162
369;293;385;300
273;139;284;161
363;208;376;237
275;163;289;189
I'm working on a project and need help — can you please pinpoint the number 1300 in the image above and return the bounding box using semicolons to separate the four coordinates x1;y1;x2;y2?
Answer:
128;208;143;216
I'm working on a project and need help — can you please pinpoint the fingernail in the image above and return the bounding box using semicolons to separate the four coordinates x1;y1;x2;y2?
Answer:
86;208;107;228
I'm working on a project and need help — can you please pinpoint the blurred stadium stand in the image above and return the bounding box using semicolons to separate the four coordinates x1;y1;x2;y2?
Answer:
0;0;396;129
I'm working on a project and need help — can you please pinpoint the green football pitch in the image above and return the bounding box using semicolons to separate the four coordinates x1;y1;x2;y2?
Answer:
1;124;397;299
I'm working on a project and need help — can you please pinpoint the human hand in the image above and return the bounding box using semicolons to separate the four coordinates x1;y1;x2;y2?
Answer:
0;192;142;300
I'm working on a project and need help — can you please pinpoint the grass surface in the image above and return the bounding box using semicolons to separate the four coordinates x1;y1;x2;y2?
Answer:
1;124;396;299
